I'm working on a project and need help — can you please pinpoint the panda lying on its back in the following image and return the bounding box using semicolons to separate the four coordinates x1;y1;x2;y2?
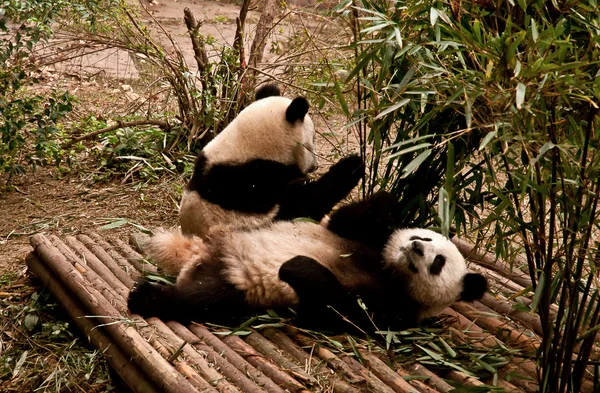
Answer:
180;84;363;238
128;192;488;334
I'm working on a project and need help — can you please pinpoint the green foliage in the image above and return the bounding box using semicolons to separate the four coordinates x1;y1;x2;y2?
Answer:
0;0;77;178
340;0;600;391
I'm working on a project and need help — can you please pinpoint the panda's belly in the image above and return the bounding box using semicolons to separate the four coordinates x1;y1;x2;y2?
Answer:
180;190;277;238
219;221;350;308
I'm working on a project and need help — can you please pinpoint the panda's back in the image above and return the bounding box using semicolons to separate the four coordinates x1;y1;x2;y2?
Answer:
217;221;355;308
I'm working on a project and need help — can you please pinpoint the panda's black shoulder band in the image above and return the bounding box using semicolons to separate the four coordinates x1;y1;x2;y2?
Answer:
286;97;309;124
255;84;281;100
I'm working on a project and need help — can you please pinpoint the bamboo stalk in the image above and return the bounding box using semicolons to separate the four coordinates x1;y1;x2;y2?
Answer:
144;318;239;393
262;329;359;393
339;353;396;393
166;322;268;393
77;233;135;288
110;237;159;275
221;335;310;392
405;363;453;392
51;235;127;313
30;233;198;393
291;332;364;385
452;237;532;288
358;351;416;393
185;324;287;393
87;231;142;281
64;235;130;298
451;302;538;353
245;332;316;384
25;253;161;393
445;370;483;387
396;367;442;393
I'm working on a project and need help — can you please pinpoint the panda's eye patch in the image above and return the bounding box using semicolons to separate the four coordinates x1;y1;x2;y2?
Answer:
411;241;424;256
410;236;432;242
430;255;446;276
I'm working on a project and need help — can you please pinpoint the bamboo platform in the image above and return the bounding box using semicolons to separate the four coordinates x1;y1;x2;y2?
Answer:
25;231;597;393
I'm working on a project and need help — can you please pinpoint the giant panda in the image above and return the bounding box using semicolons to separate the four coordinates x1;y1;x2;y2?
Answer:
180;84;362;238
128;192;488;334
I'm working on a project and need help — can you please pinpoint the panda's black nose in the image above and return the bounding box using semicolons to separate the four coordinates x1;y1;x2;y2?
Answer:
411;241;424;256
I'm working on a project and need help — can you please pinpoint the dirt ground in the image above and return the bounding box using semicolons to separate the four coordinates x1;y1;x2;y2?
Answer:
0;0;337;277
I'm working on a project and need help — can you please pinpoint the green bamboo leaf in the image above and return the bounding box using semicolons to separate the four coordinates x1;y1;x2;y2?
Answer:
530;271;545;313
478;130;497;151
334;81;350;117
439;187;450;238
99;218;128;230
430;8;439;26
374;98;410;119
386;142;432;160
438;336;457;358
401;149;431;178
531;19;538;42
516;82;526;109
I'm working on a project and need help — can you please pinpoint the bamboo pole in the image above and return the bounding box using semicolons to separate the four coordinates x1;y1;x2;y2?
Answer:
245;332;316;384
77;233;135;288
25;253;161;393
357;351;416;393
221;335;311;392
404;363;453;392
166;321;268;393
110;237;159;275
87;231;142;281
185;324;287;393
30;233;199;393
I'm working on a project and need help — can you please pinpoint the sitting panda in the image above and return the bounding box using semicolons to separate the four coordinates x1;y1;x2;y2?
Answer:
128;192;488;334
180;84;363;238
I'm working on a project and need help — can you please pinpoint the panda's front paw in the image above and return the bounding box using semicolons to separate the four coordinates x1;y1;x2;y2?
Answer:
328;154;365;186
127;279;164;317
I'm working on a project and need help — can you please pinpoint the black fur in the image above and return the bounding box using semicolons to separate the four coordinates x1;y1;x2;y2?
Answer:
460;273;488;301
187;152;305;214
255;84;281;100
128;261;251;324
275;154;365;222
188;153;363;220
285;97;309;124
279;255;420;334
327;190;403;248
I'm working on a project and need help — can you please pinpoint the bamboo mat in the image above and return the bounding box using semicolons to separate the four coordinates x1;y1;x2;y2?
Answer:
25;231;596;393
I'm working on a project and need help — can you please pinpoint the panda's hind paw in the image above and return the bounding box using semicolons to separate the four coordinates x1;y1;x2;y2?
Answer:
127;279;167;317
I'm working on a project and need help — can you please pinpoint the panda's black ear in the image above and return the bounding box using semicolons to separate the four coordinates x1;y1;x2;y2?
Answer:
255;84;281;100
286;97;309;124
460;273;487;302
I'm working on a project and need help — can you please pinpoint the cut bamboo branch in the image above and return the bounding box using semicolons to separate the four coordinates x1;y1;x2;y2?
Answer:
358;351;416;393
87;231;142;281
396;367;441;393
245;331;316;384
63;235;130;301
144;318;239;393
77;233;135;288
340;353;396;393
291;332;364;385
478;293;544;336
221;334;310;392
451;302;538;353
29;233;198;393
110;237;159;275
25;253;161;393
51;235;127;313
261;329;359;393
167;322;268;393
452;237;532;288
185;323;287;393
404;363;453;392
62;119;171;148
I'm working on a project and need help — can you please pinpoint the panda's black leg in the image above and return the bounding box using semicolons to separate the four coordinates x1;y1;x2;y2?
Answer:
275;155;364;221
279;256;373;334
127;277;251;325
326;191;403;249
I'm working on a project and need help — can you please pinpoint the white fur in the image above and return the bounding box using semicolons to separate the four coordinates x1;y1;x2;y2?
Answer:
180;96;317;238
383;228;467;319
204;96;317;172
